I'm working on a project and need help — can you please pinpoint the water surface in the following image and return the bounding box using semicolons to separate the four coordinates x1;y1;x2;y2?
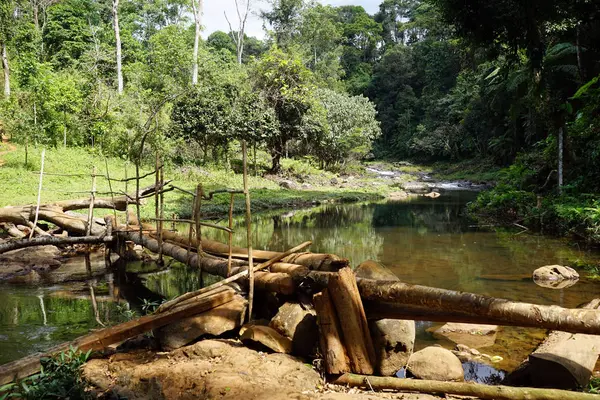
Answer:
2;190;600;372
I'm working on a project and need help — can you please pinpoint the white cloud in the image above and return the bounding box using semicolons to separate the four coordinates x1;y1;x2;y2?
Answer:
202;0;380;39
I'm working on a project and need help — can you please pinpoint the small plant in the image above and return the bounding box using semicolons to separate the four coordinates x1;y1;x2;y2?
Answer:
1;347;93;400
588;377;600;393
140;298;162;314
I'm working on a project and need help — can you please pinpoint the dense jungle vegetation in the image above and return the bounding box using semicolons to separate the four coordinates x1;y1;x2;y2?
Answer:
0;0;600;241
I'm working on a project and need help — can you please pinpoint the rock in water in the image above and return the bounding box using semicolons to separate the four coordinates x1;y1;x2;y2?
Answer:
155;295;247;351
533;265;579;289
356;260;415;376
370;319;415;376
240;325;293;354
407;347;464;382
431;323;498;349
269;302;317;357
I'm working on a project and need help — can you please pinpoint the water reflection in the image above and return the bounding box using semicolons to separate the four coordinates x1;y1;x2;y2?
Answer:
2;191;600;371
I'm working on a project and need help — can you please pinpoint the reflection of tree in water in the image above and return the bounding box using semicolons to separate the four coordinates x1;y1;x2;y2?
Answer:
372;191;477;234
462;361;505;385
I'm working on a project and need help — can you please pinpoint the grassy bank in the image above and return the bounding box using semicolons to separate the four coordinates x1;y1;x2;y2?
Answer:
0;145;384;221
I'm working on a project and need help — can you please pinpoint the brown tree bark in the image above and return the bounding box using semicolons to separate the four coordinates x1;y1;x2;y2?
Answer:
334;373;600;400
357;279;600;335
156;229;347;271
506;299;600;389
314;289;350;375
328;268;376;374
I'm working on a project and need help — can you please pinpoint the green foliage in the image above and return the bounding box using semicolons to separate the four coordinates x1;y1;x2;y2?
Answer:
1;347;92;400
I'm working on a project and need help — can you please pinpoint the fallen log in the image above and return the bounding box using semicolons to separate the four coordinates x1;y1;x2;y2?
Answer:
506;299;600;389
328;267;376;374
0;288;235;385
333;373;600;400
300;272;600;334
356;279;600;335
314;289;350;375
154;241;311;313
0;235;115;254
155;230;348;271
270;262;310;277
0;182;168;237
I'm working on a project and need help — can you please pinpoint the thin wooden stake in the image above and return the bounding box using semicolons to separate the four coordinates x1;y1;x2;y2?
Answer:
104;158;117;220
124;162;129;228
227;192;234;277
85;166;97;236
135;162;142;237
195;184;203;285
242;140;254;321
29;149;45;240
155;153;160;235
186;193;197;265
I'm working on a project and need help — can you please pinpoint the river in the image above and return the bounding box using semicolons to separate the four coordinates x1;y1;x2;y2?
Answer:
2;190;600;373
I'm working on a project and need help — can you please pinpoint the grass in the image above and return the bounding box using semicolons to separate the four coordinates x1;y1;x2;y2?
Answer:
432;158;501;182
0;145;383;222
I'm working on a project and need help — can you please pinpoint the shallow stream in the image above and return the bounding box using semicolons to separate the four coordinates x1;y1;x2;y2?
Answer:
2;190;600;374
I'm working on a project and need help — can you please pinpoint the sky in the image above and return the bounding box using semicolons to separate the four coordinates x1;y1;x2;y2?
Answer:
202;0;380;39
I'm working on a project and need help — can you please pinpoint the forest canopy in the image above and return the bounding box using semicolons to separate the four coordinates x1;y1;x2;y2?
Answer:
0;0;599;189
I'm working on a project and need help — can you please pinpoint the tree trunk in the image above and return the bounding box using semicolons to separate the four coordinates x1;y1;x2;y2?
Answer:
314;289;350;375
2;41;10;98
63;110;67;147
328;267;376;374
191;0;203;85
506;299;600;390
333;373;600;400
155;229;347;271
112;0;123;94
357;279;600;335
558;126;564;193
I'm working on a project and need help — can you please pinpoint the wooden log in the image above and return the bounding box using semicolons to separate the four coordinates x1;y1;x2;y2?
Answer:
0;235;115;254
328;267;376;374
153;241;312;313
356;279;600;335
0;223;26;238
270;262;310;277
506;299;600;389
254;271;294;295
333;373;600;400
0;289;234;385
156;229;347;271
314;289;350;375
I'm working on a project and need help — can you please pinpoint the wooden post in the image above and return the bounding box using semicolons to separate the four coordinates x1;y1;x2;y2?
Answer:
328;267;376;375
124;162;129;228
29;149;45;240
195;184;203;285
186;193;197;265
314;289;350;375
155;153;160;235
242;140;254;322
104;158;117;220
157;156;164;264
86;166;97;236
135;162;142;237
227;192;234;276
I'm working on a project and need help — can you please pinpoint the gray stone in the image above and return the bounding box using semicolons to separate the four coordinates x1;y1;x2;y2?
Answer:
279;180;297;190
269;302;317;357
370;318;415;376
407;347;464;382
356;261;415;376
156;296;247;351
401;181;431;194
533;265;579;289
431;323;498;349
240;325;293;354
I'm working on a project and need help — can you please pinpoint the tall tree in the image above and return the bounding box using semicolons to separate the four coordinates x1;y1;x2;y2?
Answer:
191;0;203;85
0;0;16;98
225;0;251;65
112;0;123;94
261;0;304;48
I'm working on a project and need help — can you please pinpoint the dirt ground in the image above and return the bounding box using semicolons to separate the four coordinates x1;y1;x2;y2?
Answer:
83;339;450;400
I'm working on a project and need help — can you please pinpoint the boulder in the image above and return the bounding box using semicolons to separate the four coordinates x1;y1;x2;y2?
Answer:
533;265;579;289
401;181;431;194
240;324;293;354
155;296;247;351
407;347;464;382
370;319;415;376
356;260;415;376
269;302;318;357
279;180;298;190
430;323;498;349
